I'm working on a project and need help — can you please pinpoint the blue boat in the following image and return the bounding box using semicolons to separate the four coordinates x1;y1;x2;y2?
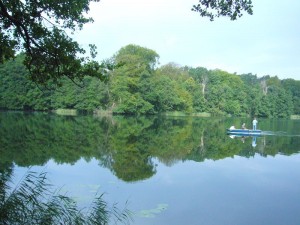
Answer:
226;128;262;136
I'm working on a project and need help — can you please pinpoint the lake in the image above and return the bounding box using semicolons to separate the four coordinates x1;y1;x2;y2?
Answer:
1;111;300;225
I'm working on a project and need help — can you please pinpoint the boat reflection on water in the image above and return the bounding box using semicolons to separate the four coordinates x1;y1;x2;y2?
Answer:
226;127;263;147
228;134;258;147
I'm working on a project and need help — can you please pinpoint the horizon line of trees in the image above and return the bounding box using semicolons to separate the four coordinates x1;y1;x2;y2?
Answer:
1;44;300;118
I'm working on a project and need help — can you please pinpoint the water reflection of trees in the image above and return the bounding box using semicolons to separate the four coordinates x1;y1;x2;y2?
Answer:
0;112;299;182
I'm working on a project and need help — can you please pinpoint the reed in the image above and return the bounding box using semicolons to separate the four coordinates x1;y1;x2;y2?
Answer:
0;169;132;225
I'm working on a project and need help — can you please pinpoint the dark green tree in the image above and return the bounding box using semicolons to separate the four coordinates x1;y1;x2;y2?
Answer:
264;85;293;118
256;76;294;118
1;0;254;86
204;69;246;116
282;79;300;115
0;54;52;110
192;0;253;21
240;73;261;116
153;63;193;112
0;0;106;85
109;45;159;114
188;67;210;97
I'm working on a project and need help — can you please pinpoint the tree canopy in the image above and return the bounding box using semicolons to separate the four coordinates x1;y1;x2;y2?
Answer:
0;0;105;85
192;0;253;21
0;0;254;85
1;45;299;118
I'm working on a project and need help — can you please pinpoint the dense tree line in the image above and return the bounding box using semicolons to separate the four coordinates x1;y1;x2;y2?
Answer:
1;44;299;118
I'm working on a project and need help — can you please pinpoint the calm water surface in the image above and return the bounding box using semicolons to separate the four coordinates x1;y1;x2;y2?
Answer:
1;112;300;225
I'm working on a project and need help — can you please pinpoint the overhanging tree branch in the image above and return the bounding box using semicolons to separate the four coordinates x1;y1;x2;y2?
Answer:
0;0;103;86
192;0;253;21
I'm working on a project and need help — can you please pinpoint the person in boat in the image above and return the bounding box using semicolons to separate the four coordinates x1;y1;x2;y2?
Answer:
229;125;236;130
252;117;258;130
241;123;247;129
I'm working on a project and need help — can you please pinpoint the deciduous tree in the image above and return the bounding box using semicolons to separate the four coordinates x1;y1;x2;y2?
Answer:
0;0;104;85
192;0;253;21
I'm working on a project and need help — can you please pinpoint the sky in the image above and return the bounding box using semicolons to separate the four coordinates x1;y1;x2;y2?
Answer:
74;0;300;80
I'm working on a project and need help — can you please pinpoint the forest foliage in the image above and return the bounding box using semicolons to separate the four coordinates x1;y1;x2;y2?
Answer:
1;44;300;118
0;0;104;85
0;0;252;85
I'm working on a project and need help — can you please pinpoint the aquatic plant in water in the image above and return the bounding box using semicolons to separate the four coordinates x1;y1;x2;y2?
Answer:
137;203;168;218
0;168;132;225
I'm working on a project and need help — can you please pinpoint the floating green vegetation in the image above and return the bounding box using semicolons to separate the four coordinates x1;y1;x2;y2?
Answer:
86;184;102;193
137;203;169;218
